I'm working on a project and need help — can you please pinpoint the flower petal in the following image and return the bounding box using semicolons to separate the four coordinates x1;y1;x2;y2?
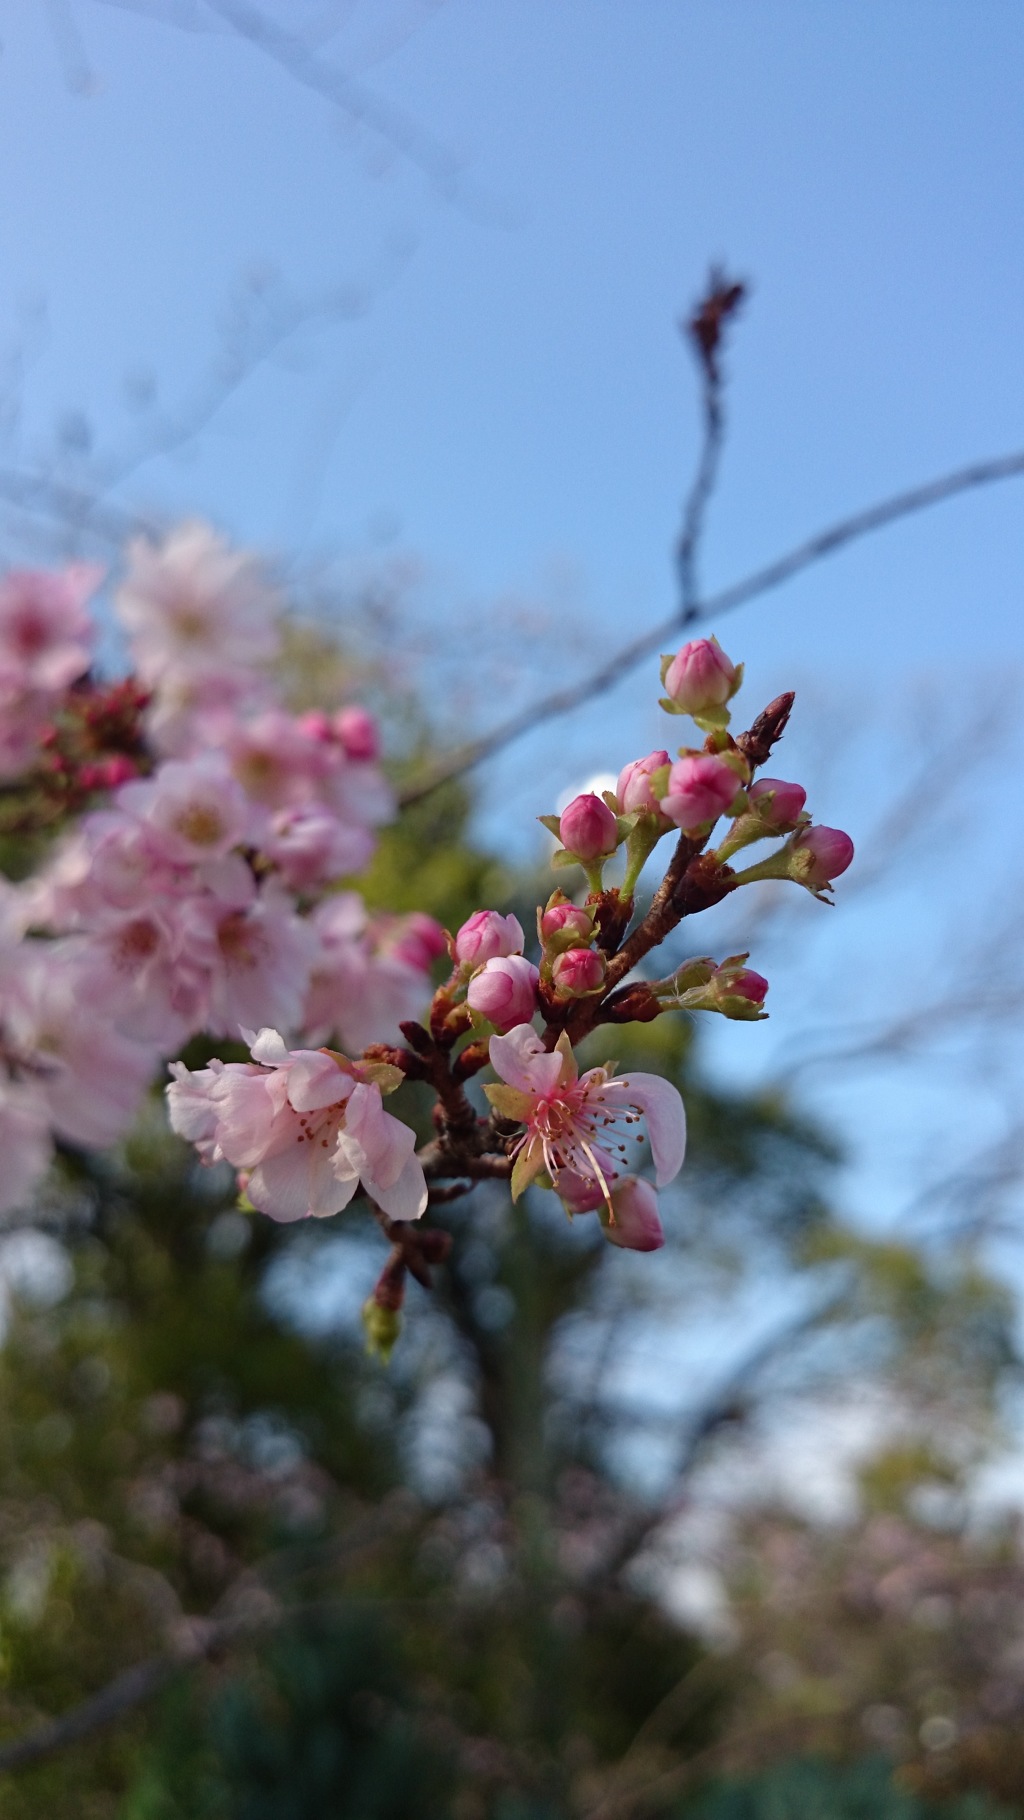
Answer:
488;1025;563;1096
248;1142;357;1221
617;1073;687;1185
365;1153;428;1222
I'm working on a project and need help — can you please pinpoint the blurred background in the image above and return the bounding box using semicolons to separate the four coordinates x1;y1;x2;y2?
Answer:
0;3;1022;1814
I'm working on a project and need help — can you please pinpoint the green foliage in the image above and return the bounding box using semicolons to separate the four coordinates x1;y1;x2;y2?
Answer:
681;1757;1014;1820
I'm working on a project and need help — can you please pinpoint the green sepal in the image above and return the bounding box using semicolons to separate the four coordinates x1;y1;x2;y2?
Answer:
483;1083;533;1122
511;1145;543;1201
362;1298;402;1364
358;1061;405;1095
550;847;578;870
538;814;563;839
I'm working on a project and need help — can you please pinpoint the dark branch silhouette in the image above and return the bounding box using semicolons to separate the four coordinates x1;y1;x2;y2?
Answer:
398;446;1024;808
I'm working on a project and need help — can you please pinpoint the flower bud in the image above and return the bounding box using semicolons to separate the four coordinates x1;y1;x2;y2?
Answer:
297;709;333;743
723;966;769;1006
657;951;768;1020
467;954;539;1032
748;776;807;830
660;637;741;725
600;1177;664;1252
616;750;672;816
551;946;606;1000
558;793;620;862
390;913;448;972
792;825;855;888
659;754;742;832
362;1296;402;1363
334;705;379;762
455;909;525;969
540;896;595;953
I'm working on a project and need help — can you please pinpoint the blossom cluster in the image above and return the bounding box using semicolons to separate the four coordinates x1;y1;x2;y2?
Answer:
0;541;853;1355
0;524;443;1217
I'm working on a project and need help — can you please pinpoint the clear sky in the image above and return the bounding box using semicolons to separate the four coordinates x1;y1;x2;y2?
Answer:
1;0;1022;1268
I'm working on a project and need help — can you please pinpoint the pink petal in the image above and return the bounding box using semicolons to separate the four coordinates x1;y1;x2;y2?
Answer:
286;1051;353;1112
488;1025;563;1096
365;1153;428;1222
248;1143;357;1222
617;1073;687;1185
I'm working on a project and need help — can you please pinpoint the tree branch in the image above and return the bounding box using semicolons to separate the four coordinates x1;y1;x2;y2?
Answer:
398;447;1024;808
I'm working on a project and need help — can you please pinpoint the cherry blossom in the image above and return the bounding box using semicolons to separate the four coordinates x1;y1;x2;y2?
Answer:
167;1028;427;1223
484;1024;686;1205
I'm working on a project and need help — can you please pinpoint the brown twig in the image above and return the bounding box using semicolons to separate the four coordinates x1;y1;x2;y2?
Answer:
397;448;1024;809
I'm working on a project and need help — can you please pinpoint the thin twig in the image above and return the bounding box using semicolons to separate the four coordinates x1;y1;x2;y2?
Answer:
398;447;1024;808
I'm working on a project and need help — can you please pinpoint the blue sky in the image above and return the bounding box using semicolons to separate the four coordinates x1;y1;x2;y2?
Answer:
1;0;1022;1253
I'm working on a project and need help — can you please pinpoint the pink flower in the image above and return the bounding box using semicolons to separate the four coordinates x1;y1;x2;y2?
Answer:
484;1024;686;1204
119;755;252;865
616;750;672;816
558;794;619;862
748;777;807;829
0;565;98;694
167;1028;426;1223
454;910;524;969
658;754;741;831
662;637;738;720
550;947;606;999
0;1074;52;1216
385;913;447;973
334;706;379;762
467;955;539;1033
301;895;435;1052
264;805;374;891
600;1177;664;1252
792;825;855;888
193;886;316;1039
116;521;279;687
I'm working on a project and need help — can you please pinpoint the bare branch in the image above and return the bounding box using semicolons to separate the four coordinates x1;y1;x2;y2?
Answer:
398;447;1024;809
676;270;746;613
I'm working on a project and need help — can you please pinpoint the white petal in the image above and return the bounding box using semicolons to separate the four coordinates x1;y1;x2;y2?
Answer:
249;1027;289;1067
366;1153;428;1222
619;1073;687;1185
488;1024;561;1095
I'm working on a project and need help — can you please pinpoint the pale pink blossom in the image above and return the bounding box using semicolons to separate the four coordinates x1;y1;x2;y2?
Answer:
0;565;98;694
616;750;672;817
662;637;737;718
226;711;326;812
382;912;447;973
454;910;524;969
484;1023;686;1204
7;945;158;1148
74;908;210;1047
301;894;435;1052
0;1074;53;1215
190;886;316;1039
558;793;619;862
118;755;253;866
116;521;279;686
264;805;374;892
658;754;741;831
167;1028;426;1223
466;954;539;1033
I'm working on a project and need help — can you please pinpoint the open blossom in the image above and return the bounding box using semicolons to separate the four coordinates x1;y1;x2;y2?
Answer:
484;1023;686;1204
118;754;253;866
167;1027;427;1223
0;565;98;694
301;893;438;1052
116;521;279;687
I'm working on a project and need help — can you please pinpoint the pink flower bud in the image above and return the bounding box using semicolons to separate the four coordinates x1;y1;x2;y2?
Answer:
467;954;539;1032
455;909;525;968
663;638;737;717
601;1177;664;1252
659;754;741;831
297;709;333;743
616;750;672;815
793;825;855;887
749;776;807;828
558;793;619;862
390;913;448;971
98;754;138;790
719;965;768;1006
540;900;595;947
334;705;379;762
551;947;606;999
